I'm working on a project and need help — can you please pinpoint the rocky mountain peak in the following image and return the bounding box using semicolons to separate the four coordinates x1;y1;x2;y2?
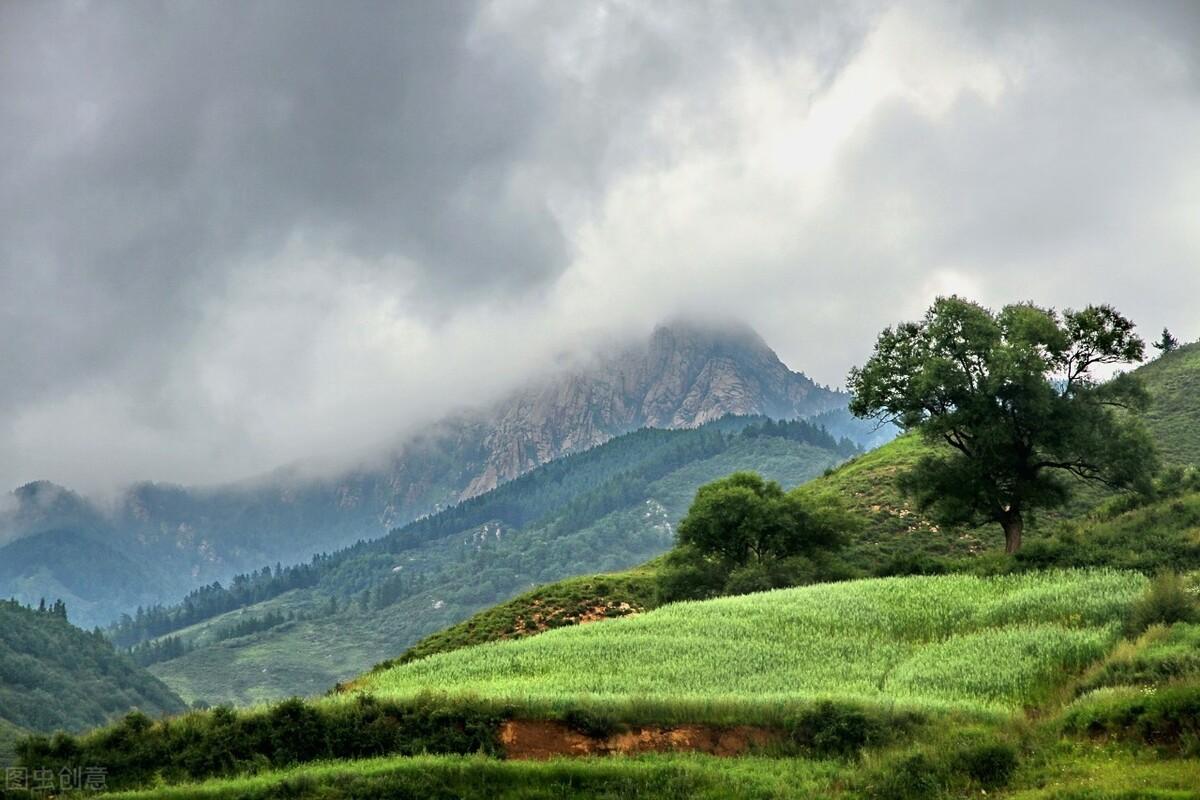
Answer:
462;321;846;496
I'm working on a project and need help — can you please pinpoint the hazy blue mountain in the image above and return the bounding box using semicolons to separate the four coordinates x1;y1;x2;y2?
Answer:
2;321;856;627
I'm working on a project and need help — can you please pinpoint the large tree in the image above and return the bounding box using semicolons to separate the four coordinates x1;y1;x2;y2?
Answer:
658;472;852;601
677;472;845;563
848;296;1158;553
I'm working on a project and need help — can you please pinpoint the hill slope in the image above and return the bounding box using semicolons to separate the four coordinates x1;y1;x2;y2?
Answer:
355;570;1143;717
0;528;171;630
394;430;1200;668
134;419;854;705
1138;341;1200;466
0;600;187;766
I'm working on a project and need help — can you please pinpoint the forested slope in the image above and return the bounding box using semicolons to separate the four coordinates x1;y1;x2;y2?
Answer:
134;418;854;704
0;600;186;767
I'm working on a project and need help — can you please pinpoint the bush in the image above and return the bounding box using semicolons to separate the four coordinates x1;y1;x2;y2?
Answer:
16;694;506;791
788;701;887;758
868;751;947;800
1062;682;1200;753
1127;572;1198;635
863;736;1017;799
873;553;949;578
561;707;626;739
958;740;1018;788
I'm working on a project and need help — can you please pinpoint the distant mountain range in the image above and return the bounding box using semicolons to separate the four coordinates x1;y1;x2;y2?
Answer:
0;321;856;627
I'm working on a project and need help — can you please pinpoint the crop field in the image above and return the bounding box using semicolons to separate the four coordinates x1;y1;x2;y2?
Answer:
354;570;1145;717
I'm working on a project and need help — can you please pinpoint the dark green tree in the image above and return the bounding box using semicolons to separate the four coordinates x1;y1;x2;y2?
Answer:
1152;327;1180;355
660;472;852;601
848;296;1158;553
677;472;845;563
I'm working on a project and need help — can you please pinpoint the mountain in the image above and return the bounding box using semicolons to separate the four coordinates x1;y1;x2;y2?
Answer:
0;528;170;629
118;417;855;705
1;321;851;627
0;599;187;766
462;321;847;496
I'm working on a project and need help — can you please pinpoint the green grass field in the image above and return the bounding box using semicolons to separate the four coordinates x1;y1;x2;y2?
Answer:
98;754;851;800
355;570;1145;718
94;746;1200;800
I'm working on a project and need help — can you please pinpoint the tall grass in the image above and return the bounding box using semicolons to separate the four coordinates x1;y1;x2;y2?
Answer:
355;570;1144;716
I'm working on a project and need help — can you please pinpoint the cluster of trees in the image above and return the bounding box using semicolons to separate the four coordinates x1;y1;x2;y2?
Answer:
108;559;324;647
127;609;300;667
26;597;68;619
655;297;1173;602
128;635;190;667
657;472;856;602
742;418;861;457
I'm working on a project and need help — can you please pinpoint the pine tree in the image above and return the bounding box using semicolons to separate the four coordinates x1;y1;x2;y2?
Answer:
1153;327;1180;355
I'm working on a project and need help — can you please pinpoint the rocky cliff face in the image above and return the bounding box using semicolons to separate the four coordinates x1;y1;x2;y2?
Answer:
463;322;845;496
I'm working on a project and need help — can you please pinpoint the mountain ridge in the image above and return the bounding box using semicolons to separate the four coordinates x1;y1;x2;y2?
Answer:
0;321;850;627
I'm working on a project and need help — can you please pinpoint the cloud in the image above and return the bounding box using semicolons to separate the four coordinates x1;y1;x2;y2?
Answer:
1;0;1198;492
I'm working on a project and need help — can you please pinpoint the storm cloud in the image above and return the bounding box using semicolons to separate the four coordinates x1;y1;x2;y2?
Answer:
2;0;1198;492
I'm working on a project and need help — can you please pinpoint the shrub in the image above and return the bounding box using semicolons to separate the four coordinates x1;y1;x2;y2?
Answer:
868;751;947;800
16;694;506;791
788;701;885;758
655;546;726;603
1062;682;1200;753
873;553;949;578
957;740;1018;788
1127;572;1198;635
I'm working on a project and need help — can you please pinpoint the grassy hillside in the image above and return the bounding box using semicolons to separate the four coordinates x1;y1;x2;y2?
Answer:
356;570;1143;718
24;569;1200;799
379;563;663;669
391;469;1200;671
92;750;1200;800
1138;341;1200;466
141;422;849;705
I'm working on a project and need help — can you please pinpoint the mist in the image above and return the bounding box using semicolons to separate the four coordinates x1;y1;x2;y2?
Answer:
2;0;1198;494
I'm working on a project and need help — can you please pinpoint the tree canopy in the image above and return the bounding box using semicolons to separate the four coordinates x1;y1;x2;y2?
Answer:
677;472;845;562
848;296;1158;553
659;471;853;601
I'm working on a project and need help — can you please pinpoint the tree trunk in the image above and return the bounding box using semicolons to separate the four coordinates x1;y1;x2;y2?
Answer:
1002;512;1023;554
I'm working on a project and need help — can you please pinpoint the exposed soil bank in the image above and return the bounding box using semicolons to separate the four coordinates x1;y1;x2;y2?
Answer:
499;719;779;759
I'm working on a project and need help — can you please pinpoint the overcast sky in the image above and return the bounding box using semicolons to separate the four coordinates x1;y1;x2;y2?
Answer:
2;0;1198;493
